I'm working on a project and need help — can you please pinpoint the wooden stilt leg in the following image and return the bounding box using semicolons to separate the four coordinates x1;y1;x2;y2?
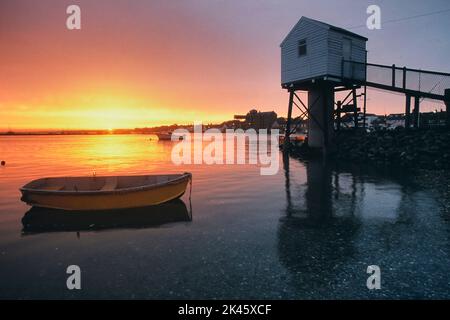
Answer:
284;90;294;149
413;96;420;128
405;95;411;129
352;88;358;129
445;89;450;129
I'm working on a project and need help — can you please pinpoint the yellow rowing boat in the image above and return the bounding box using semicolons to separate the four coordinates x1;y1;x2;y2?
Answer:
20;173;192;211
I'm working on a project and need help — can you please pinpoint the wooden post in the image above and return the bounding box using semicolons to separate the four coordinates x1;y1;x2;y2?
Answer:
445;89;450;128
405;95;411;129
363;86;367;129
413;96;420;128
323;86;329;148
308;84;335;149
402;67;407;90
363;51;368;129
392;64;396;87
284;90;294;149
336;101;342;131
352;88;358;129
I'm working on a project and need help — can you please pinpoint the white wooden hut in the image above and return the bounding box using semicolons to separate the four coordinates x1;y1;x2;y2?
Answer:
280;17;368;88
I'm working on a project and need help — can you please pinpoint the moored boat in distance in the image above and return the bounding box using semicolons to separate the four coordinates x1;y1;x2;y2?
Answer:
20;173;192;211
155;132;172;140
155;132;184;141
279;133;306;144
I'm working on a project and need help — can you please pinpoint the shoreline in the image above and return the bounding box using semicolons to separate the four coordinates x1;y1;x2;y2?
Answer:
0;132;142;136
287;128;450;170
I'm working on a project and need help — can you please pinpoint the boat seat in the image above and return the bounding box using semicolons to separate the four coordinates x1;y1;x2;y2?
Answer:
101;177;118;191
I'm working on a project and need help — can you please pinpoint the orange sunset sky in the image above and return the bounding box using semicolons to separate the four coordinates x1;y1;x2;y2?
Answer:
1;0;449;130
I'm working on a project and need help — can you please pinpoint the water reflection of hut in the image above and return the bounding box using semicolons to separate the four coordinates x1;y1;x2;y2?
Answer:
280;154;450;298
278;156;360;291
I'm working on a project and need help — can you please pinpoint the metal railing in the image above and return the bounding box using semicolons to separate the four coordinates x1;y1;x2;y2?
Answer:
342;60;450;101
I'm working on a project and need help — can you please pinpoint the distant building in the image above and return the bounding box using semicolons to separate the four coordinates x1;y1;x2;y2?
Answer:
386;114;405;129
272;120;281;129
340;113;357;128
370;114;405;130
272;117;288;132
277;117;287;126
234;109;278;130
365;113;379;128
420;111;447;128
339;112;380;129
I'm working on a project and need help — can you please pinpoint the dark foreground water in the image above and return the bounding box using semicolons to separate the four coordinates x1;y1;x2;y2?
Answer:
0;135;449;299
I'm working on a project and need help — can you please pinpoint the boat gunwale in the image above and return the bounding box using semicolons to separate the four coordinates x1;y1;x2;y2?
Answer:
20;172;192;196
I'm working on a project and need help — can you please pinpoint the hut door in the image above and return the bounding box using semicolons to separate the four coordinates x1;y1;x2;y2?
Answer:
343;38;352;78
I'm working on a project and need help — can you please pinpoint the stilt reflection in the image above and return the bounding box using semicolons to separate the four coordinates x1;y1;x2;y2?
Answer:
279;154;360;288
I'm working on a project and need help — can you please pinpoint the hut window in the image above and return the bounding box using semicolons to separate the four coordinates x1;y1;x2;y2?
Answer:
298;39;307;57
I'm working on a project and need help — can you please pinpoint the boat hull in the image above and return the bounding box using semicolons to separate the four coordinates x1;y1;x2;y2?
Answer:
20;174;191;211
156;133;172;140
155;132;184;141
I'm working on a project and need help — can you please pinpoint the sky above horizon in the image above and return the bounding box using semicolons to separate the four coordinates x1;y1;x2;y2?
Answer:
1;0;450;130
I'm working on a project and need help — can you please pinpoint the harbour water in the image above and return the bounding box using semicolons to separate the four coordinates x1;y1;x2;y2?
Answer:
0;135;449;299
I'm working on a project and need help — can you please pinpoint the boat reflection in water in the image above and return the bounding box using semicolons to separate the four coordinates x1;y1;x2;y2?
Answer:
21;199;191;235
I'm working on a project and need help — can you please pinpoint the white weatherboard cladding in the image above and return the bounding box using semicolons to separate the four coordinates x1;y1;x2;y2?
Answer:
281;18;367;85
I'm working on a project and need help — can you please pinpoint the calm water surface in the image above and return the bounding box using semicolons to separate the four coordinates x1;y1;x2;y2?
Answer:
0;135;449;299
